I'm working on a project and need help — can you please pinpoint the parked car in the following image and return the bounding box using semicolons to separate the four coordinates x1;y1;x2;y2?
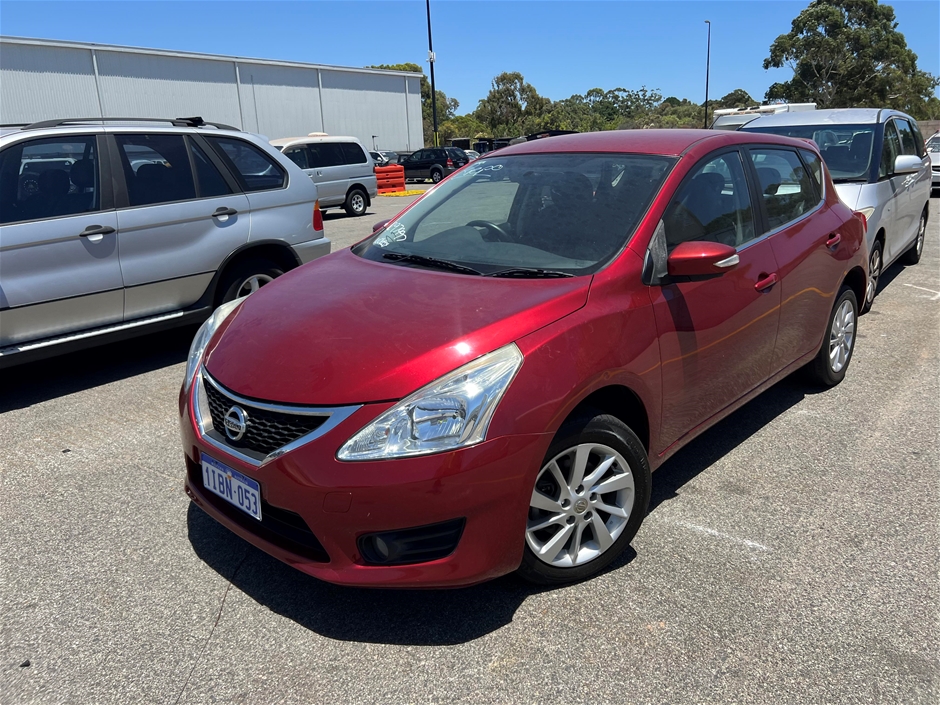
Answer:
181;129;868;588
370;150;400;168
742;109;930;311
464;150;481;160
0;117;328;368
271;135;377;216
400;146;469;183
927;133;940;192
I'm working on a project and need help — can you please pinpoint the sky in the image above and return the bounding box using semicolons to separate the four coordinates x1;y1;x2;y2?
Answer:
1;0;938;113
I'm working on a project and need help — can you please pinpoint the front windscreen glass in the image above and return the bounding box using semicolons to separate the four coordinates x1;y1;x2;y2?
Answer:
743;123;876;183
353;152;674;277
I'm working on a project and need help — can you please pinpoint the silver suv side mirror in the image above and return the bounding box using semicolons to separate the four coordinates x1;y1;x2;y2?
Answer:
894;154;923;175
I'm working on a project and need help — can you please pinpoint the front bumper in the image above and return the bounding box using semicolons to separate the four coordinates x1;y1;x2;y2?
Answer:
180;384;550;588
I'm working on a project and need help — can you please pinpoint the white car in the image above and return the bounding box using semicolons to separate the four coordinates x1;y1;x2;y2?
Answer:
927;133;940;191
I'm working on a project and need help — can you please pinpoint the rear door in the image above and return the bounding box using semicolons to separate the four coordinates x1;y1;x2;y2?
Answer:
306;142;346;206
0;132;123;347
650;149;781;451
405;150;429;180
340;142;375;196
893;118;930;252
747;146;843;371
112;132;250;319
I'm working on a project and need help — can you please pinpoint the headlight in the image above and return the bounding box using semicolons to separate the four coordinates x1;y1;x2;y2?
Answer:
182;298;244;392
337;343;523;461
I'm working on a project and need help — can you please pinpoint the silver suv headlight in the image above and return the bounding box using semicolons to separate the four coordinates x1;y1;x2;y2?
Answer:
337;343;523;461
183;298;244;392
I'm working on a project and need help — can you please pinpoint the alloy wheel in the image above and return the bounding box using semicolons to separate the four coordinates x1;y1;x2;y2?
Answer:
866;247;881;305
916;214;926;257
236;274;274;297
351;193;365;214
829;299;856;373
526;443;635;568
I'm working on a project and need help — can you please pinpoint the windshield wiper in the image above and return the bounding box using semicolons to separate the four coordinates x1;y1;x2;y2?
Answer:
381;252;483;275
487;267;575;278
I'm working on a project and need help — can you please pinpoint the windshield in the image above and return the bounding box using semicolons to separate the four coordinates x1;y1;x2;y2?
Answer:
744;123;876;182
353;152;674;276
927;138;940;153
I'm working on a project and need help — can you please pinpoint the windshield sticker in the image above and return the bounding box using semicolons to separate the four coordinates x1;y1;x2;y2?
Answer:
374;221;407;248
452;163;504;179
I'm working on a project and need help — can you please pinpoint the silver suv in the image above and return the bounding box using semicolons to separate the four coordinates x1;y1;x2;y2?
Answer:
0;117;330;368
742;108;931;311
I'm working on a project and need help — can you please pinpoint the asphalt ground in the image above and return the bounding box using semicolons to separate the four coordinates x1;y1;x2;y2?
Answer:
1;195;937;705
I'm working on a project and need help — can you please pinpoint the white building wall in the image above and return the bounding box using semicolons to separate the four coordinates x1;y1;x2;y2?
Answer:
0;38;424;151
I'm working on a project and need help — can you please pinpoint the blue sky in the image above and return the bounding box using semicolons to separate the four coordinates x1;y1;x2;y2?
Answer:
2;1;938;112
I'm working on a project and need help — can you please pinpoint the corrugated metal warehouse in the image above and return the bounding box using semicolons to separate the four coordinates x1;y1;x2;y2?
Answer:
0;36;425;151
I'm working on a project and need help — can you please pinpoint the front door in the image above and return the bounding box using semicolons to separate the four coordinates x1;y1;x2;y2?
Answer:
650;149;781;451
0;133;124;347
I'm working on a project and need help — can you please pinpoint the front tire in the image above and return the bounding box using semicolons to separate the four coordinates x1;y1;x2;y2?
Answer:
517;411;650;585
901;209;927;265
344;188;367;217
807;285;857;387
862;240;882;313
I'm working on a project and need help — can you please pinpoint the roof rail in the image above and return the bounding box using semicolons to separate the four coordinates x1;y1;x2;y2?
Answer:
19;116;240;131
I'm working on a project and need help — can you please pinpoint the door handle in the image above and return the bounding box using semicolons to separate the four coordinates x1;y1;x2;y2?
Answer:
754;273;778;292
212;207;238;218
79;225;115;237
826;233;841;249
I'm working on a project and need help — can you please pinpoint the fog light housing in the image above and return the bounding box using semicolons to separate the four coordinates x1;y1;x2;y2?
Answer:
358;518;466;565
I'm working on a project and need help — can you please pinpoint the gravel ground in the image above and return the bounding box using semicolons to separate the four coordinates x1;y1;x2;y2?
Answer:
1;195;937;705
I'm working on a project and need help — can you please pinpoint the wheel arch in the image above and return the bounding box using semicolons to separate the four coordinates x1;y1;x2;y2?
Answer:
842;265;866;309
346;183;372;206
203;241;301;308
564;385;651;453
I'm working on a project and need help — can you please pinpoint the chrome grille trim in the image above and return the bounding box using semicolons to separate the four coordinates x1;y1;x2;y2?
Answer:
194;367;362;467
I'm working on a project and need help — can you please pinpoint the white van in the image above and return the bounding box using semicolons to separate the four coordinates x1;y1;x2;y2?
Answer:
271;135;378;216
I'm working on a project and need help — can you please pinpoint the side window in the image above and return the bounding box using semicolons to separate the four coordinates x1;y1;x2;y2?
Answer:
189;140;232;198
749;148;818;229
663;151;754;250
799;149;824;194
318;143;346;167
895;119;919;157
910;121;926;156
282;146;309;169
206;137;286;191
340;143;368;165
0;135;100;224
880;121;902;179
116;134;196;206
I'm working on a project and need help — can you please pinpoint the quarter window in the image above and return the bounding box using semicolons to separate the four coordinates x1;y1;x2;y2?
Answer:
663;151;754;250
799;149;824;194
206;137;286;191
0;135;100;224
116;134;196;206
749;148;818;229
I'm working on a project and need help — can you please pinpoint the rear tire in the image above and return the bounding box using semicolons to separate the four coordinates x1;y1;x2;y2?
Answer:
430;168;443;184
517;411;650;585
217;258;283;305
344;188;367;217
807;285;857;387
901;209;927;265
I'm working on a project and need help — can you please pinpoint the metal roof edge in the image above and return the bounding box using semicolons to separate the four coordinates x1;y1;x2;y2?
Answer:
0;35;425;79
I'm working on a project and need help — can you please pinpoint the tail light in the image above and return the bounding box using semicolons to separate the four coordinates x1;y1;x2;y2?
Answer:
313;200;323;232
853;209;869;236
446;157;454;168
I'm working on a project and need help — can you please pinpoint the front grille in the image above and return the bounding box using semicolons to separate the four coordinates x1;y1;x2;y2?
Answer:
203;376;327;456
188;458;329;562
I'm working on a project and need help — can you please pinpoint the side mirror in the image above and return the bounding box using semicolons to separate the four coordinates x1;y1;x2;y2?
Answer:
372;219;391;233
667;241;739;277
893;154;923;175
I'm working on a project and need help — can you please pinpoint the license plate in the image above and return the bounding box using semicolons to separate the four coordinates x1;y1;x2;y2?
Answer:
201;453;262;521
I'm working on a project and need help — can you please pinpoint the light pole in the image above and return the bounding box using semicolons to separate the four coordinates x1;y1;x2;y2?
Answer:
426;0;439;147
372;135;378;150
704;20;711;129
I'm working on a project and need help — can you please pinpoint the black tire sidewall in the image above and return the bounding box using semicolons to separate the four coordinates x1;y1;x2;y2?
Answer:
345;189;367;216
902;211;926;265
430;168;443;183
218;259;283;305
862;240;882;313
517;412;651;585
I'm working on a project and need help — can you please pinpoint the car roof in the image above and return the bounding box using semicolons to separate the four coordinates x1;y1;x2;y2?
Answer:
270;135;363;147
486;128;813;158
742;108;911;128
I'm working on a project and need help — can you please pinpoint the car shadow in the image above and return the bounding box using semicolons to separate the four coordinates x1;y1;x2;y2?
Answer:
187;375;817;645
0;325;197;413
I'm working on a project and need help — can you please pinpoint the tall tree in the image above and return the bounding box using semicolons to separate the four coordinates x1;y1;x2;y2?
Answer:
716;89;756;109
763;0;939;118
474;72;551;136
369;63;458;145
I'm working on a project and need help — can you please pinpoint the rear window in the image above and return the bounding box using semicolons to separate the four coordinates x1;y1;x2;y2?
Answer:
206;137;286;191
744;123;875;183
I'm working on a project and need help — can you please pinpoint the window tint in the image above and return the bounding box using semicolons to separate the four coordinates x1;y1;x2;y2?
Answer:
116;134;196;206
283;146;309;169
895;119;919;157
799;149;824;193
910;121;926;156
880;122;902;179
0;136;100;224
340;142;367;164
744;123;875;182
190;140;232;198
307;143;345;168
663;151;754;250
206;137;286;191
750;149;818;230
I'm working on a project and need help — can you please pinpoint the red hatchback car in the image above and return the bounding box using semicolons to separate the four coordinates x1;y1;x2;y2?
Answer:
180;129;867;588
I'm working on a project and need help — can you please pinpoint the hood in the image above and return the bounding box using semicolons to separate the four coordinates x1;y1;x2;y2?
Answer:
832;182;863;210
205;249;590;405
